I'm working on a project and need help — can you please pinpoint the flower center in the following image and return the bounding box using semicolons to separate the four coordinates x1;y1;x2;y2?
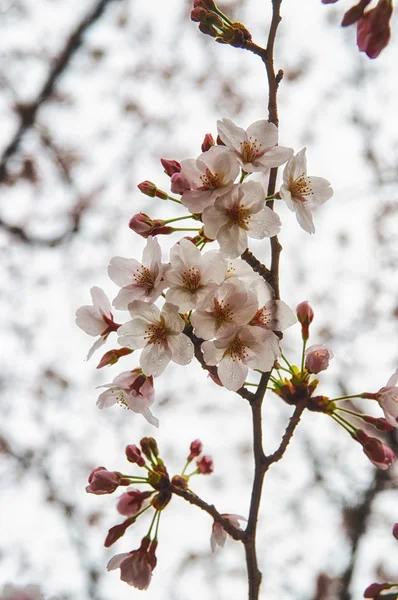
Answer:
200;168;220;189
239;137;263;163
212;299;233;327
227;335;248;362
227;204;250;229
290;173;313;200
145;321;169;345
182;267;201;292
250;306;271;328
133;266;156;289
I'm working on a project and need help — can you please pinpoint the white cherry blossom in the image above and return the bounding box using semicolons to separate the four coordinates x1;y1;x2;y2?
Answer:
377;368;398;427
164;239;226;312
108;237;168;310
117;301;194;377
75;287;120;360
249;281;296;333
202;182;281;258
96;369;158;427
210;514;247;553
279;148;333;234
217;118;293;173
180;145;240;213
191;280;258;340
202;325;280;391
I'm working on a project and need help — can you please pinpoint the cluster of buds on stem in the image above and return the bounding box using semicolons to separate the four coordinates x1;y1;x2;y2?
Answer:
86;438;214;590
190;0;252;48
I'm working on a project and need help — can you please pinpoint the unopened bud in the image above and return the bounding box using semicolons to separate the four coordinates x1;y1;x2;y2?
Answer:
305;344;334;374
129;213;173;238
96;347;133;369
202;0;217;8
86;467;125;495
199;21;218;37
206;12;223;27
191;6;208;22
353;430;395;470
125;444;145;466
188;439;203;460
341;0;371;26
137;181;157;197
393;523;398;540
362;415;395;432
117;490;152;516
363;582;391;597
201;133;215;152
140;437;159;460
197;455;214;474
296;301;314;340
160;158;181;177
104;516;136;547
357;0;393;59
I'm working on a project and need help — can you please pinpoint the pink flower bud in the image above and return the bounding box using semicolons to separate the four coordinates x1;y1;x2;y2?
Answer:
357;0;393;59
137;181;157;197
170;172;191;195
341;0;371;26
125;444;146;466
363;582;390;597
361;415;395;432
104;516;135;547
354;431;396;470
201;133;215;152
128;213;173;238
305;344;334;374
117;490;152;517
191;6;208;21
140;437;159;459
393;523;398;540
197;455;214;474
96;347;133;369
296;301;314;340
86;467;123;495
160;158;181;176
188;439;203;461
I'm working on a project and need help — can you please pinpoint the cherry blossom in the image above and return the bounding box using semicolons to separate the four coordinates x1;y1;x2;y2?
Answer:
202;181;281;258
202;325;280;391
96;369;158;427
304;344;334;374
164;239;226;312
279;148;333;234
210;514;247;553
217;118;293;173
191;280;258;340
117;302;194;377
108;237;168;309
376;368;398;428
179;145;240;213
117;489;152;517
249;279;296;333
75;287;120;360
107;537;157;590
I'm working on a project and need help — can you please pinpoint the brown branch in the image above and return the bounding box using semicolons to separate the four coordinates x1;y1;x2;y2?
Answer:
263;398;307;468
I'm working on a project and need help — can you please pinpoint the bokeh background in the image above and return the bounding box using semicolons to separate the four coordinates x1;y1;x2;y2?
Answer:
1;0;398;598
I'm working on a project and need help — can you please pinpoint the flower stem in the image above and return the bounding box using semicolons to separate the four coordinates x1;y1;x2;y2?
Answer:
301;339;307;372
332;394;367;402
164;215;194;225
172;227;201;232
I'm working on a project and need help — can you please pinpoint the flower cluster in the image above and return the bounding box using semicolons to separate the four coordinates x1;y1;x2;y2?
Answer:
271;302;398;471
86;437;216;590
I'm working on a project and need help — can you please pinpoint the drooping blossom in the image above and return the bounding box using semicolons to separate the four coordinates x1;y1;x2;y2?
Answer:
117;488;152;517
191;280;258;340
75;287;120;360
217;118;293;173
376;368;398;428
107;537;157;590
86;467;130;495
202;182;281;258
164;239;226;312
279;148;333;234
0;585;43;600
179;145;240;213
356;0;393;59
354;430;395;470
210;514;247;553
202;325;280;391
117;301;194;377
108;237;168;310
96;369;158;427
305;344;334;374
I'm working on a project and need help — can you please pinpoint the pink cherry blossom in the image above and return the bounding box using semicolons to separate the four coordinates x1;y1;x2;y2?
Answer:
210;514;247;553
191;280;258;340
75;287;120;360
96;369;158;427
164;239;226;312
86;467;128;495
202;182;281;258
279;148;333;234
117;488;152;516
377;368;398;428
305;344;334;374
107;537;157;590
117;301;194;377
202;325;280;391
249;281;296;333
108;237;168;310
217;118;293;173
180;145;240;213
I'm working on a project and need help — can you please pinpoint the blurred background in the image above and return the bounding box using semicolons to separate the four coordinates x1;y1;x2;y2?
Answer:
1;0;398;598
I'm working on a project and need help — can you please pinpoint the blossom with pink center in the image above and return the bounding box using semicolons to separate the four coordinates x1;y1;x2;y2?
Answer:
210;514;247;553
179;145;239;213
305;344;334;374
0;585;43;600
202;325;280;391
191;280;258;340
117;488;152;517
164;239;226;312
248;280;296;333
96;369;158;427
279;148;333;234
376;368;398;428
75;287;120;360
202;181;281;258
117;301;194;377
107;537;157;590
108;237;168;310
217;118;293;173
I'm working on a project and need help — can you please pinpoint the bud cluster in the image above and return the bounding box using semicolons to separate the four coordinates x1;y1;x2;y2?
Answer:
190;0;252;48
